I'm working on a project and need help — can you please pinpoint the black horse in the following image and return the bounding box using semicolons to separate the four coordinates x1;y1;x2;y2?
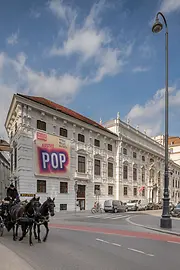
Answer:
33;197;55;243
9;196;41;245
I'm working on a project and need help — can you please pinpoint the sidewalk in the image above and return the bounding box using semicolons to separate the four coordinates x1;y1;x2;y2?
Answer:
128;213;180;236
0;243;34;270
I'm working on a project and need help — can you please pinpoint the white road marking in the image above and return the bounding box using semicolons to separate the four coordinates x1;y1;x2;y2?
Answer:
112;242;122;247
96;238;154;257
168;241;180;245
112;215;130;220
102;215;122;219
87;214;104;218
128;248;154;257
128;248;144;254
87;214;131;220
96;238;109;244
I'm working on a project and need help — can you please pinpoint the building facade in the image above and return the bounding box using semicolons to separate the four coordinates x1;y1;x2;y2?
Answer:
5;94;180;211
5;94;118;211
0;151;10;200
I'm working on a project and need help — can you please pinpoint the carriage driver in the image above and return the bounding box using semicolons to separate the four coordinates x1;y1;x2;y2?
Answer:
6;183;19;202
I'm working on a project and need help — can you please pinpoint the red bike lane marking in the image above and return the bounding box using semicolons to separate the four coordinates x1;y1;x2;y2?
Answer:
49;223;180;243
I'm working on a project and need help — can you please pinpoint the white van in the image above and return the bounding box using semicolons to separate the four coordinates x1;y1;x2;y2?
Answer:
126;199;148;211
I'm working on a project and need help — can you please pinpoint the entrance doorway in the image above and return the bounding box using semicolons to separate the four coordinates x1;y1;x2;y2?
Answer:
77;185;86;210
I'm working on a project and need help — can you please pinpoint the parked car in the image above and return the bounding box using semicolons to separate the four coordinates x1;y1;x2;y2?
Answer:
170;203;180;217
126;199;148;211
146;203;159;210
126;200;139;211
104;200;127;213
137;199;148;211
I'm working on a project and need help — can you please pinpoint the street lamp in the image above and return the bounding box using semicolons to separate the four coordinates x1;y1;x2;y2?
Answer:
152;12;172;228
74;180;78;215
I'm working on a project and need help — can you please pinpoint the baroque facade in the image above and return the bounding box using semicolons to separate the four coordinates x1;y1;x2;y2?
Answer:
4;94;180;211
0;151;10;200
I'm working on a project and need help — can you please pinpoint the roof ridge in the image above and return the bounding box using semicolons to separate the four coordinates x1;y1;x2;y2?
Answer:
17;93;117;136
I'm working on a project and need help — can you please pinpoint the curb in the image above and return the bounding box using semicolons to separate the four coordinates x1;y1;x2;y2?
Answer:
126;216;180;237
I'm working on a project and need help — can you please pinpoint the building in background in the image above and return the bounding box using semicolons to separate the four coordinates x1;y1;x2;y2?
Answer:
0;151;10;200
5;94;180;211
5;94;118;211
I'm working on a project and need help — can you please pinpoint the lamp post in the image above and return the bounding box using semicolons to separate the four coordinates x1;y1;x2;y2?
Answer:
152;12;172;228
74;180;78;215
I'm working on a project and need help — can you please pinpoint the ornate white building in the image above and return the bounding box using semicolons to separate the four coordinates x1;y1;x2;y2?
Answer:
4;94;180;211
0;151;10;200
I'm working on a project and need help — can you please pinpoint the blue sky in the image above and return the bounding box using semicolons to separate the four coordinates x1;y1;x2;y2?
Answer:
1;0;180;138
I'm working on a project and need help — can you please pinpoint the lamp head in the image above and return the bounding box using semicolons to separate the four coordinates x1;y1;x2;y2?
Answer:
152;18;163;33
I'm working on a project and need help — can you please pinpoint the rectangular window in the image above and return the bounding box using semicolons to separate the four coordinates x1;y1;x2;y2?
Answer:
142;189;145;197
78;155;85;173
37;180;46;193
133;167;137;181
123;186;128;196
123;148;127;155
37;120;46;131
94;184;100;195
94;139;100;147
108;162;113;177
142;155;145;161
60;182;68;193
133;152;137;158
108;144;112;151
173;179;174;188
94;159;101;176
176;180;178;188
123;165;128;179
108;186;113;195
78;134;85;143
133;187;137;196
10;151;13;173
60;127;68;137
60;204;67;211
14;147;17;170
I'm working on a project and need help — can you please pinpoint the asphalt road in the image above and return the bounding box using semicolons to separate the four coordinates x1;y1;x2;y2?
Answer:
1;217;180;270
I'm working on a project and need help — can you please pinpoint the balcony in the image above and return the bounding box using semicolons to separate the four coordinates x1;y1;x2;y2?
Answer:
93;176;103;183
93;147;104;156
74;171;91;181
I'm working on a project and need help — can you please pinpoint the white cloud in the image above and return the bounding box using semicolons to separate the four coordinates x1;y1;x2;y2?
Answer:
48;0;133;80
0;52;85;138
48;0;76;25
160;0;180;14
6;31;19;46
125;86;180;136
132;66;150;73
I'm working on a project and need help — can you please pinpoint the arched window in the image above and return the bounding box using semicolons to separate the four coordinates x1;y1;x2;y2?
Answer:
123;162;128;180
133;164;137;181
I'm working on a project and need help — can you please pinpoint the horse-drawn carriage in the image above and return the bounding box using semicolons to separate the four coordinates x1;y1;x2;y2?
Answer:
0;196;55;245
